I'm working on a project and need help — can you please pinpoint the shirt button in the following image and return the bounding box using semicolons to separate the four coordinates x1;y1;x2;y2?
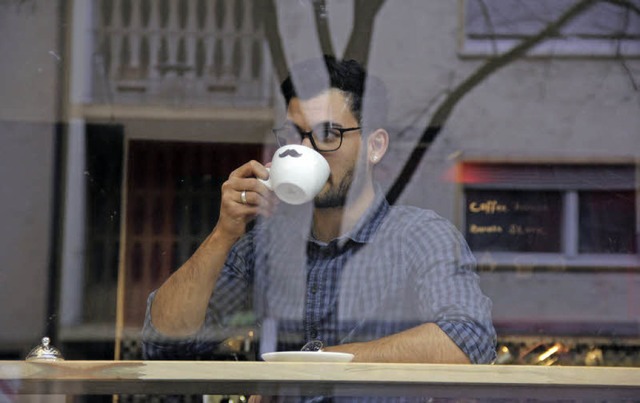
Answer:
311;284;318;294
310;328;318;339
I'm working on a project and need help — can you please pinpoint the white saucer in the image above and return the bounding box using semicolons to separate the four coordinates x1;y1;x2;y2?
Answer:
261;351;355;363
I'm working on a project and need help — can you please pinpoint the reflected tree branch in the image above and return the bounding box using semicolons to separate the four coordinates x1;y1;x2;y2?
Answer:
478;0;499;56
602;0;640;15
312;0;335;57
343;0;386;66
611;0;640;91
262;0;386;81
262;0;289;84
616;55;640;92
386;0;599;204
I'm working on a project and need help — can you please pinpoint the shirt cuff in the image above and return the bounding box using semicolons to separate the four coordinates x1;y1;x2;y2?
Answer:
436;320;497;364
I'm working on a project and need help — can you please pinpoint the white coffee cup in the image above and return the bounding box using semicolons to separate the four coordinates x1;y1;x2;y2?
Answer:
260;144;330;205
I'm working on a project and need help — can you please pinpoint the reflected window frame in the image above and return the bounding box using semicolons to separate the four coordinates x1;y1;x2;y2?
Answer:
458;161;639;270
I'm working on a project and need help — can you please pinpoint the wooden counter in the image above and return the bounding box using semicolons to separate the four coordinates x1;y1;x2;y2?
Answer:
1;361;639;399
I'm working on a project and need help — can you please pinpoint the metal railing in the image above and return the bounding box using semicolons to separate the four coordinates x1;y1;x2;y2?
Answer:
89;0;272;107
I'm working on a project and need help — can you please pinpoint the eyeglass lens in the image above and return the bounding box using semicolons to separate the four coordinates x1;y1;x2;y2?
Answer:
276;123;342;151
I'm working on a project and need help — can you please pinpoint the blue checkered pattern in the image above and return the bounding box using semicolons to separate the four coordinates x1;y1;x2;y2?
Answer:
143;191;496;365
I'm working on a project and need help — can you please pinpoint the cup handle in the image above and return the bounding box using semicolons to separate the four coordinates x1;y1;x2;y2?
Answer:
258;167;272;190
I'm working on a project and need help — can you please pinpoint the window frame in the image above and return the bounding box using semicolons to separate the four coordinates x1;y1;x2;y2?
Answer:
458;161;640;270
458;0;640;58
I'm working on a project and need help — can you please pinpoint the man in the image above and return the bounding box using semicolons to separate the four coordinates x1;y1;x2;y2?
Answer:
142;56;496;365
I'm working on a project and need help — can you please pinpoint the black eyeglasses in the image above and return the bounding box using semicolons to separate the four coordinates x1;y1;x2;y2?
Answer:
272;122;361;152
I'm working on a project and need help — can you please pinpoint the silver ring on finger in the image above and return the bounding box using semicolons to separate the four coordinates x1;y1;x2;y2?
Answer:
241;190;248;205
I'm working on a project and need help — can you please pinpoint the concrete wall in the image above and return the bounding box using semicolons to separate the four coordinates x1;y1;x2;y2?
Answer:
0;1;60;352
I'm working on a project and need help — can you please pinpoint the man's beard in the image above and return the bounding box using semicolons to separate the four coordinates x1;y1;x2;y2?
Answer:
313;166;367;209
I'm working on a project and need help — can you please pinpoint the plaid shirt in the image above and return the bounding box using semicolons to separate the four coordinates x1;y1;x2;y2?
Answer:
143;191;496;365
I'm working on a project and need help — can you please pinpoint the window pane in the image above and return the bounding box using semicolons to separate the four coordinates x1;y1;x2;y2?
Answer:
465;189;563;252
579;191;637;254
466;0;570;37
465;0;640;38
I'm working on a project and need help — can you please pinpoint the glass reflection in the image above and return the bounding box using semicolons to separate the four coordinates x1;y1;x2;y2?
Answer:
0;1;639;402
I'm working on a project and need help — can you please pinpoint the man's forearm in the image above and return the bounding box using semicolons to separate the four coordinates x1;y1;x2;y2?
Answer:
325;323;470;364
150;228;238;337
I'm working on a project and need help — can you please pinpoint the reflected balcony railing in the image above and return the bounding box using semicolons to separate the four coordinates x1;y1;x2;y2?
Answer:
89;0;272;107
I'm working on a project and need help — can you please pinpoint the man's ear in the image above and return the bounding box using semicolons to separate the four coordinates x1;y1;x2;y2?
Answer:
367;128;389;165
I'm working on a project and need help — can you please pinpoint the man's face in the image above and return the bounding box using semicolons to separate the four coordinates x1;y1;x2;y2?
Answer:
286;89;365;208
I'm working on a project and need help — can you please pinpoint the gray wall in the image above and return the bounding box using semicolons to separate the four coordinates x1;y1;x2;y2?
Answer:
0;1;60;352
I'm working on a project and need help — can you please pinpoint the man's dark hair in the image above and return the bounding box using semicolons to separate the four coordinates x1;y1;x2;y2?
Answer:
280;55;387;128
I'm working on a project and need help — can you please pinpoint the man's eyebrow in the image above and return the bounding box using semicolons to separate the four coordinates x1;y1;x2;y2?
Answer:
283;120;344;131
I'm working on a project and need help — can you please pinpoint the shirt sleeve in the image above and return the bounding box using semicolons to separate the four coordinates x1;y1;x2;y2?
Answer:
141;231;256;360
406;214;497;364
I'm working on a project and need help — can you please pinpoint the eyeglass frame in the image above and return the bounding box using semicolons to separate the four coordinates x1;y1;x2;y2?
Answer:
272;122;362;152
